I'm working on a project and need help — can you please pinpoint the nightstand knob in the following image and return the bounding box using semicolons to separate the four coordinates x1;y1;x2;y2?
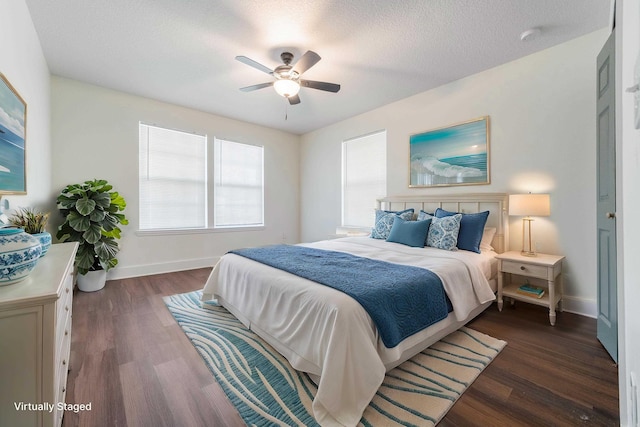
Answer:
606;212;616;219
520;266;526;271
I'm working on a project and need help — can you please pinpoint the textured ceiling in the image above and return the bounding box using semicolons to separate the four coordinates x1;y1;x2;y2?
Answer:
25;0;609;135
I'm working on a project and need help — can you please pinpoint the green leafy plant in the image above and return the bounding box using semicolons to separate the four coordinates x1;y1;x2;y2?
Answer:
56;179;129;275
8;207;50;234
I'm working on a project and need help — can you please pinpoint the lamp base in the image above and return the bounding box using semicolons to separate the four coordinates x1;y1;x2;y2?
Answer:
520;217;537;256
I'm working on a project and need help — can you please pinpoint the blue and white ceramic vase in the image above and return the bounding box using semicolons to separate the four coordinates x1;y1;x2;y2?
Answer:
32;231;52;257
0;228;42;286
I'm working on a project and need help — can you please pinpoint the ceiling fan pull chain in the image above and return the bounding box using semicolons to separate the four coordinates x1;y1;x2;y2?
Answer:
285;101;288;121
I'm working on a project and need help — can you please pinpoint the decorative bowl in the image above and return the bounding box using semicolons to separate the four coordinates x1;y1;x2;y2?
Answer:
32;231;52;257
0;228;42;286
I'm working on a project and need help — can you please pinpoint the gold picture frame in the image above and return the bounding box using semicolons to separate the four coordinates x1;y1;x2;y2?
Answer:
409;116;490;188
0;72;27;195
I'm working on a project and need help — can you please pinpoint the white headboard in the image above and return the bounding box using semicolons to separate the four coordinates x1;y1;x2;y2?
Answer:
376;193;509;253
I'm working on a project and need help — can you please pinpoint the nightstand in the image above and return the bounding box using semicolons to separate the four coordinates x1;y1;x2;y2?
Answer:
495;251;565;325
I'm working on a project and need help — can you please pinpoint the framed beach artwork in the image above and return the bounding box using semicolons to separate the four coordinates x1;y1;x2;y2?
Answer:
409;116;490;187
0;73;27;195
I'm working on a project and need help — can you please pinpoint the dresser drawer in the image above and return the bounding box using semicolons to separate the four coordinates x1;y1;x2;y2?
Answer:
501;260;549;280
54;350;70;427
53;303;72;427
56;308;72;369
57;345;71;400
56;273;73;339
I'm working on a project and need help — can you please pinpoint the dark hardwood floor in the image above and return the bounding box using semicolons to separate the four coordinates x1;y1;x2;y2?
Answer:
63;268;619;427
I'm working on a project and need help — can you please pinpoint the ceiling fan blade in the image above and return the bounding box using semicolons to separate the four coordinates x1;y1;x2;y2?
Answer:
288;94;301;105
292;51;321;75
235;56;274;75
300;79;341;93
239;82;274;92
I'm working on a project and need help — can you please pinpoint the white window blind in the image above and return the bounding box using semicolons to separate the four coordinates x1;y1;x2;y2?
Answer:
214;138;264;228
342;130;387;227
139;124;207;230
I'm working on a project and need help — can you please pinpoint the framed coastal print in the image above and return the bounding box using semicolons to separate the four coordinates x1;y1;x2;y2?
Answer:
0;73;27;195
409;116;489;187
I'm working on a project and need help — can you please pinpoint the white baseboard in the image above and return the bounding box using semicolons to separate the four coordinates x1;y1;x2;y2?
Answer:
107;256;220;280
561;295;597;318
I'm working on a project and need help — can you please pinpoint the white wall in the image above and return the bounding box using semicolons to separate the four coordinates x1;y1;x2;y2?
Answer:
51;77;300;279
0;0;53;223
300;29;610;317
617;0;640;424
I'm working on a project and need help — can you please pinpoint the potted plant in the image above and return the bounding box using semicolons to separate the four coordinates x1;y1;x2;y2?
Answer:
56;179;128;292
8;207;51;257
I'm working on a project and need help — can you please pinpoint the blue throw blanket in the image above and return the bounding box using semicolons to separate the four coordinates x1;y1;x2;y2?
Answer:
229;245;452;348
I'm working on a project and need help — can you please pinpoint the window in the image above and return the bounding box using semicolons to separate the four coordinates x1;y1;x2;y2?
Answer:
342;130;387;228
139;124;207;230
138;125;265;232
214;138;264;228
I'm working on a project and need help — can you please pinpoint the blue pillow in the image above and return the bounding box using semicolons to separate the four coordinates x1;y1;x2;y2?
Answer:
416;211;434;245
427;214;462;251
435;208;489;253
370;208;414;240
417;210;434;221
386;217;432;247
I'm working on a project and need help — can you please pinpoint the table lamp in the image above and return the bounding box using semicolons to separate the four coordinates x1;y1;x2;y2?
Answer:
509;193;550;256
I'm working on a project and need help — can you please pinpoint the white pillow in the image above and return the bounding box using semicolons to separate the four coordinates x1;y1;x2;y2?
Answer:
480;227;497;252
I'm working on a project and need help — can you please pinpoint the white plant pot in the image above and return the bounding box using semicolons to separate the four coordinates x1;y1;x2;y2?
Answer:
76;269;107;292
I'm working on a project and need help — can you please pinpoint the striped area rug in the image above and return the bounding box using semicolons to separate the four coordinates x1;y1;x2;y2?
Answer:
164;291;506;426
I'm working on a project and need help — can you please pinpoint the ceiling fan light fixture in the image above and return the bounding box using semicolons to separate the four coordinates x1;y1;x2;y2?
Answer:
236;50;339;104
274;78;300;98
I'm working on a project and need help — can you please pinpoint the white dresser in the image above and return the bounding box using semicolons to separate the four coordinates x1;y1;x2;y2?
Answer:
0;242;78;427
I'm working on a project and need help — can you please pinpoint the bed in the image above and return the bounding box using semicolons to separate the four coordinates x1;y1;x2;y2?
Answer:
201;193;509;426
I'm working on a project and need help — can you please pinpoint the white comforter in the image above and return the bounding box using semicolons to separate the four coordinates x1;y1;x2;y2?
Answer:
201;237;496;426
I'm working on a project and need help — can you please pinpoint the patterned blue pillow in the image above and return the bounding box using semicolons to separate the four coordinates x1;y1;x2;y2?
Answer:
417;210;434;221
435;208;489;253
370;208;414;239
416;211;434;245
426;214;462;251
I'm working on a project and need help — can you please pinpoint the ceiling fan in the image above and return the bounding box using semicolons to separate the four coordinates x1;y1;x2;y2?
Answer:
236;50;340;105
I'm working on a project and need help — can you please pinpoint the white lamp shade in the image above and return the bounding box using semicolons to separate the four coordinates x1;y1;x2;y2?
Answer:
273;79;300;97
509;194;550;216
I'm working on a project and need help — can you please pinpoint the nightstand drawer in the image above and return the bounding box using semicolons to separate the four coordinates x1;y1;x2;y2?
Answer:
501;260;549;279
